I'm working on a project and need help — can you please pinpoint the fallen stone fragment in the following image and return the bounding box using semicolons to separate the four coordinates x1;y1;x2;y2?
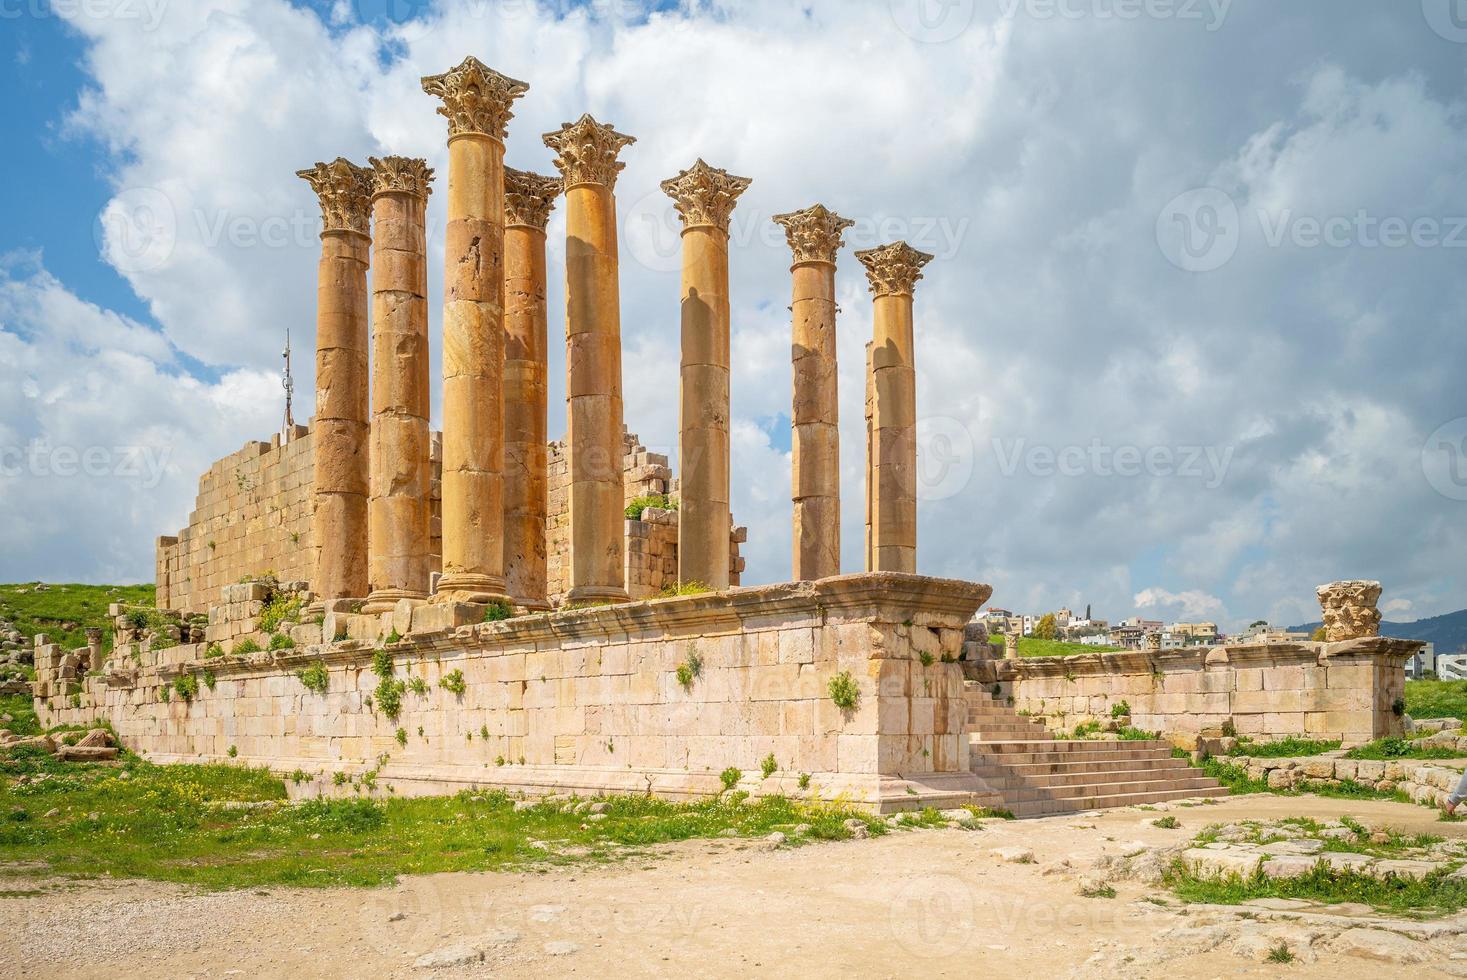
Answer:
55;745;119;762
413;944;484;969
1332;928;1430;964
991;846;1036;864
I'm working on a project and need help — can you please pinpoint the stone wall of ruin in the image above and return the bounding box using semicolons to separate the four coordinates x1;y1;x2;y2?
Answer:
37;574;999;814
966;639;1419;746
158;427;744;614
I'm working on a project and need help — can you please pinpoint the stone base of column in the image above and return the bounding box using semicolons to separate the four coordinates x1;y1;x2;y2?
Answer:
363;588;429;615
565;585;630;606
433;574;511;607
513;598;554;614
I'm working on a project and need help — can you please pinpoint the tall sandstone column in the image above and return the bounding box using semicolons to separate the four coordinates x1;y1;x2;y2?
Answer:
543;114;636;604
297;158;374;602
774;204;853;582
364;156;435;613
856;242;933;574
502;168;562;610
421;57;528;605
662;159;751;591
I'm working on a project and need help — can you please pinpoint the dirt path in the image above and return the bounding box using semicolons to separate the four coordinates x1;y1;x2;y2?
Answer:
3;794;1466;978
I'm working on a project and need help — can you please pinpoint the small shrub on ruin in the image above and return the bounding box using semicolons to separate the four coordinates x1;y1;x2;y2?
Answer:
227;745;238;758
1154;815;1180;829
1079;882;1117;899
375;678;406;720
1072;721;1102;738
719;767;742;791
205;643;223;659
296;661;329;694
480;725;490;740
394;728;408;747
290;769;308;784
659;580;710;598
1267;942;1294;964
917;650;935;667
384;629;402;647
798;773;811;790
233;638;262;655
440;669;466;696
624;493;676;520
160;686;170;703
372;649;394;679
760;754;778;779
483;601;512;623
268;633;294;652
495;755;505;767
408;676;428;696
332;771;348;787
1110;701;1131;718
828;671;859;711
202;670;216;691
258;594;302;635
173;674;199;702
674;646;704;690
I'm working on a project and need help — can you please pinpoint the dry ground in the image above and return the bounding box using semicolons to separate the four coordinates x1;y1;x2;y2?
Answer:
3;794;1466;978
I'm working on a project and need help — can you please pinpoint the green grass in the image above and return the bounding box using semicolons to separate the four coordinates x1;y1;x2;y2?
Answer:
1344;737;1467;761
0;695;42;737
1200;759;1413;805
0;751;889;890
624;494;677;520
989;637;1125;658
1406;679;1467;721
0;583;155;653
1166;861;1467;916
1228;736;1343;758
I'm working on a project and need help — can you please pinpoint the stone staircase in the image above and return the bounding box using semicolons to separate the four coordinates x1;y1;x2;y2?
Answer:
965;682;1227;818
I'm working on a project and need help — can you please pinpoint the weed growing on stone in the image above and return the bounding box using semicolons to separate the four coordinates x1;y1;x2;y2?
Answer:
828;671;859;711
268;633;294;652
761;754;778;779
172;674;199;702
1228;736;1343;758
798;773;811;790
1267;942;1295;963
232;638;262;655
204;643;224;659
440;670;466;696
1166;860;1467;916
408;676;428;696
394;728;407;747
483;601;512;623
720;767;741;791
296;661;328;694
1154;815;1180;829
675;648;703;690
1344;737;1464;761
1110;701;1131;718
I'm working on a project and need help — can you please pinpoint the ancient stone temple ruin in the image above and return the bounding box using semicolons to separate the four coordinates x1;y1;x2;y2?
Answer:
33;58;1421;816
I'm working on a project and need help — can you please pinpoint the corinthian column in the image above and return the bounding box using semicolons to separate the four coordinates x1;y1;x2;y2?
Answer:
543;114;636;605
855;241;933;575
773;204;853;582
364;156;435;614
297;158;373;602
421;57;528;605
661;159;751;591
502;168;561;611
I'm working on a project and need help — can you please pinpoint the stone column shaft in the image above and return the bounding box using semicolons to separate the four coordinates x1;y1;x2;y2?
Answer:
545;114;636;604
365;156;435;613
664;159;751;590
857;242;933;575
775;204;852;582
423;57;528;605
502;168;561;610
297;158;374;602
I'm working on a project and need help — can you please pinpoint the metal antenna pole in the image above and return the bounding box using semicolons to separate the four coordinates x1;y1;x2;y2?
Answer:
282;329;295;439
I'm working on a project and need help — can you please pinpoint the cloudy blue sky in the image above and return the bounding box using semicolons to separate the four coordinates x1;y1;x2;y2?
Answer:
1;0;1464;632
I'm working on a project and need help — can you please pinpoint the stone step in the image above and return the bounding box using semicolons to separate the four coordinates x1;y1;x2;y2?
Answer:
972;763;1202;789
1008;787;1230;819
980;775;1222;800
972;738;1175;756
972;756;1193;779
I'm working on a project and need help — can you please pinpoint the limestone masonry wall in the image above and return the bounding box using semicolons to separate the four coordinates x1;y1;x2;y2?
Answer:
37;574;999;814
966;639;1419;747
159;426;744;614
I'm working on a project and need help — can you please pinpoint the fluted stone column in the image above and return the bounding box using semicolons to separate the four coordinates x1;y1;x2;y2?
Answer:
297;158;373;602
856;242;933;575
661;160;751;591
774;204;853;582
543;114;636;605
421;57;528;605
502;168;561;611
364;156;435;614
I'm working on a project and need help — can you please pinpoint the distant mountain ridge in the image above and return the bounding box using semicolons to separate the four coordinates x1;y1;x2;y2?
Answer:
1288;608;1467;655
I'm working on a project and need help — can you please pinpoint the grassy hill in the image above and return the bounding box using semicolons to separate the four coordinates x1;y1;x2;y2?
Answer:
0;583;155;653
